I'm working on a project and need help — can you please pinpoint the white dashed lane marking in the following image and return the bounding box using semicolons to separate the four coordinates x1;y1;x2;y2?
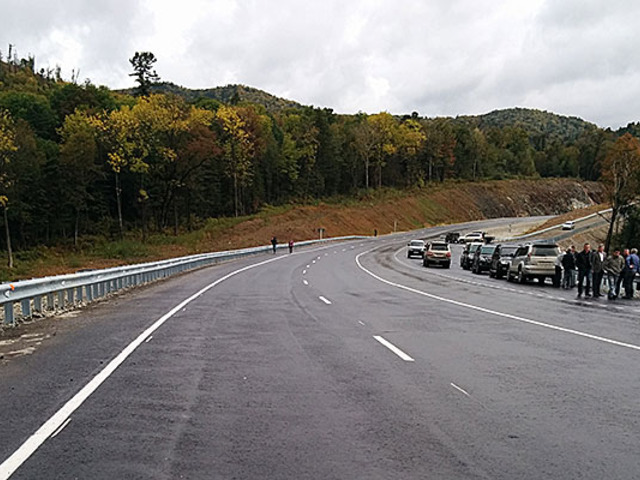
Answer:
373;336;415;362
319;296;332;305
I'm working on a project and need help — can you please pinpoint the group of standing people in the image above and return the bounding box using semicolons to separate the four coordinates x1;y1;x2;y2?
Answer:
271;236;295;254
557;243;640;300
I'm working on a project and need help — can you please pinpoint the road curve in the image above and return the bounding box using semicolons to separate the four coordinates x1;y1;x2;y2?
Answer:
1;216;639;479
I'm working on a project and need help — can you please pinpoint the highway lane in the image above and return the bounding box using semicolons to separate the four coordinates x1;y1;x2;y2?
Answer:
1;216;639;479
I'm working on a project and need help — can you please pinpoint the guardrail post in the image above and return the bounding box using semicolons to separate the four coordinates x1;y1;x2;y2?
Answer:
20;299;31;318
34;296;42;313
46;293;55;311
4;303;14;324
57;291;64;309
67;288;75;305
76;287;83;303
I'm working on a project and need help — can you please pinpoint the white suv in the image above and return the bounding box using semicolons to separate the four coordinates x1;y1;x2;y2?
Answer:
407;240;426;258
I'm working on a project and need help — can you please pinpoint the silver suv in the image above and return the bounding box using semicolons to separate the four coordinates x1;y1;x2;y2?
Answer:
507;243;561;284
407;240;426;258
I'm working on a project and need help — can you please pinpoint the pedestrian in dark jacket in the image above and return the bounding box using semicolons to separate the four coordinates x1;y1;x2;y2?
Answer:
623;248;640;298
603;249;625;299
617;248;630;295
561;248;576;289
590;244;606;297
575;243;592;298
271;236;278;254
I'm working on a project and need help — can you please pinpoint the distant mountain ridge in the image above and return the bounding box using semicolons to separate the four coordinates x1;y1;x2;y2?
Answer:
129;83;599;142
119;82;303;112
459;107;598;144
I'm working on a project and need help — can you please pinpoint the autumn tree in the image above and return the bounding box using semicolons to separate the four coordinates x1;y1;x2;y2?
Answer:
0;110;17;267
216;105;255;217
59;111;100;245
601;133;640;251
129;52;160;97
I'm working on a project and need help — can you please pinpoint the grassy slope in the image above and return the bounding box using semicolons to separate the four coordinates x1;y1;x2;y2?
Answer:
1;178;604;282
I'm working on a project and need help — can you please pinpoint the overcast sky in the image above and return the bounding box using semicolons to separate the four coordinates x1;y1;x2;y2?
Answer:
2;0;639;128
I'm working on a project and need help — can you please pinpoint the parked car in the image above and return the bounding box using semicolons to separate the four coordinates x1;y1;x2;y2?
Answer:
445;232;461;243
407;239;426;258
461;231;485;243
423;241;452;268
507;242;561;284
471;244;497;274
489;244;520;279
460;241;484;270
561;221;575;230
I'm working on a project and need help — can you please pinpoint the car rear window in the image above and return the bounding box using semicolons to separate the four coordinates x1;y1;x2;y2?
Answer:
480;246;495;254
501;246;518;256
410;241;424;246
431;243;448;251
532;245;559;257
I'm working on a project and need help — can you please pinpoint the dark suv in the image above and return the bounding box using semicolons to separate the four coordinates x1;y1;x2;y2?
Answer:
489;244;520;279
460;242;483;270
471;244;496;274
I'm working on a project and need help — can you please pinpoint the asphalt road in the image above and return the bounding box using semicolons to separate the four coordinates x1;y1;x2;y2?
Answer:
2;216;640;479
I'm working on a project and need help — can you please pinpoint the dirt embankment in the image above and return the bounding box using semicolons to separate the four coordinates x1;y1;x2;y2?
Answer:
206;179;604;250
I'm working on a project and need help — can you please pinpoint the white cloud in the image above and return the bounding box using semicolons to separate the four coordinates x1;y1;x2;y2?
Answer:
1;0;640;127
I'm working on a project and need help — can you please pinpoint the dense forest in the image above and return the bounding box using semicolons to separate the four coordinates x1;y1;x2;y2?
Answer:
0;49;637;256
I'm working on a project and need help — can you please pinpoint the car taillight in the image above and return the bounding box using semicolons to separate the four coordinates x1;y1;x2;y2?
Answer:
427;251;434;257
446;252;451;258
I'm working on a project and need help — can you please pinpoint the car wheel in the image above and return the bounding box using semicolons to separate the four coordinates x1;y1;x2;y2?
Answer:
518;268;526;284
496;271;503;280
444;262;450;269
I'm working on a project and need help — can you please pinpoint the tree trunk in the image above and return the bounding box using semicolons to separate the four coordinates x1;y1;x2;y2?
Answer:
605;206;618;253
4;206;13;269
115;173;123;239
173;200;179;236
74;208;80;247
365;158;369;189
233;172;239;217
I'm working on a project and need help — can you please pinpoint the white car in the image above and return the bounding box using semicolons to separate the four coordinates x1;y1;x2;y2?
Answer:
461;231;484;243
561;221;575;230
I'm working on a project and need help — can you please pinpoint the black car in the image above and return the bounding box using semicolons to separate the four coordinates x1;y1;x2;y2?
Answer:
460;242;483;270
489;244;520;279
472;244;497;274
445;232;460;243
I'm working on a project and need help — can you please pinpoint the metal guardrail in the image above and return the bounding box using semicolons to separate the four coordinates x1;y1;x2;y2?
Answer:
503;207;613;242
0;236;368;326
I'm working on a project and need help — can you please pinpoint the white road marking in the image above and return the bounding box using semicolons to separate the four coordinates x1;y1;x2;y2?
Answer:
0;253;288;480
50;418;71;439
144;335;153;343
312;260;316;264
303;270;307;275
303;279;309;286
357;250;640;353
319;296;332;305
358;321;366;326
451;383;470;397
306;264;310;268
373;335;415;362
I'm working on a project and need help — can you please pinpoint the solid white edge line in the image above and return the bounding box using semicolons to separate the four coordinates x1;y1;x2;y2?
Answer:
0;253;287;480
356;250;640;353
451;383;470;397
319;296;332;305
50;418;71;439
373;335;415;362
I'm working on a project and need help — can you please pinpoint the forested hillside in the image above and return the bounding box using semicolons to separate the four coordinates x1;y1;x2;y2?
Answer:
0;49;634;265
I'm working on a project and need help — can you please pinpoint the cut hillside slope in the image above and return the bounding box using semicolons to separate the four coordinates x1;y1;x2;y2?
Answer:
200;179;604;250
3;179;604;281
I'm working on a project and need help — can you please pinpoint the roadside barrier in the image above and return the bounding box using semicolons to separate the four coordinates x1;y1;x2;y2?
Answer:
0;236;368;325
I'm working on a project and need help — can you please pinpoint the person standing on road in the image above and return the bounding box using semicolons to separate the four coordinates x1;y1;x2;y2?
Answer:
603;249;625;300
623;248;640;299
590;244;607;298
617;248;630;295
271;236;278;254
561;247;576;289
553;250;564;288
288;239;294;254
575;243;592;298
